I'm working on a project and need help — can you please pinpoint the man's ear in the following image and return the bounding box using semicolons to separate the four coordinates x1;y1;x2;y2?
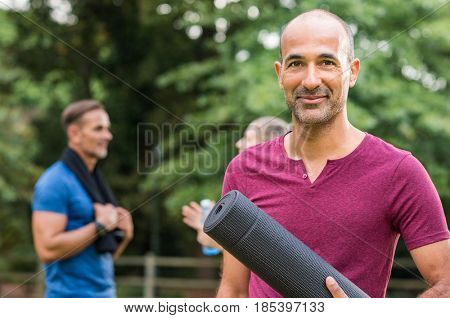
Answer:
67;124;81;145
274;61;283;89
349;58;360;88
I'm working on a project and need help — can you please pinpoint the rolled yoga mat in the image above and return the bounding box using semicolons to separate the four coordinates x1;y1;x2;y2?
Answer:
203;190;369;298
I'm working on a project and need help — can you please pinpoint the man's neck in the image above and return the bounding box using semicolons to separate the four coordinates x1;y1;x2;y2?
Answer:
68;145;97;172
285;110;364;162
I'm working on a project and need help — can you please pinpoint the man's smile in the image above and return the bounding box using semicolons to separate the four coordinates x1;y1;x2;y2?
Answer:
297;95;327;104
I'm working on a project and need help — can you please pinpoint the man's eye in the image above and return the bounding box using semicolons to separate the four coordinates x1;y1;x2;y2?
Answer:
287;61;302;68
321;60;336;66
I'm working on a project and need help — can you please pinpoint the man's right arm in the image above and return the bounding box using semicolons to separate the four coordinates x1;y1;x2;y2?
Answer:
216;251;250;297
32;203;118;263
32;212;98;263
217;156;250;297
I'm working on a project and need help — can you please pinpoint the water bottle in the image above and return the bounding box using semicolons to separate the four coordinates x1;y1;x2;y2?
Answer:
200;199;221;256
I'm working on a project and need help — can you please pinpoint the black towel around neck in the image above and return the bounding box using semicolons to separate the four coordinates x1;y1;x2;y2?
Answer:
60;147;122;253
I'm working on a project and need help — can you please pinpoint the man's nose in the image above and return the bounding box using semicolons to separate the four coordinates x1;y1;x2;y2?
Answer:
235;138;243;151
302;64;321;91
104;130;113;141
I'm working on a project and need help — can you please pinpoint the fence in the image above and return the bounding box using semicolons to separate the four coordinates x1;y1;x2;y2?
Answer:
0;254;426;298
116;253;220;297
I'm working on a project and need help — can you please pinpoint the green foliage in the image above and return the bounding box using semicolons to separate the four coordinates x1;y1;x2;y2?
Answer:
0;107;40;258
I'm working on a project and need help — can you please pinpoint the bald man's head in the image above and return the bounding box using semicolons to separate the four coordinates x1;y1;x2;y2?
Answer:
280;9;355;63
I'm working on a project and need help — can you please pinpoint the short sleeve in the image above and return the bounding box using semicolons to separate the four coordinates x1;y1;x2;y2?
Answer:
389;155;450;250
221;155;247;197
32;176;68;215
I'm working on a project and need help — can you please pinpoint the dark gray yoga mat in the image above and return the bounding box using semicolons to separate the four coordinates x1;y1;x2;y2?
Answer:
204;190;369;298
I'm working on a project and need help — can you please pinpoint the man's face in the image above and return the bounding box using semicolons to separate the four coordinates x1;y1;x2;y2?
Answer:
71;109;113;160
235;124;260;153
275;15;359;125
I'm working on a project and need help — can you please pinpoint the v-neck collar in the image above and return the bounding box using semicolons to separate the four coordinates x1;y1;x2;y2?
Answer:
277;131;370;187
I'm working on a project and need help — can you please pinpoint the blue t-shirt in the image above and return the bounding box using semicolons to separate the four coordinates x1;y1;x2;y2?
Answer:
32;161;115;298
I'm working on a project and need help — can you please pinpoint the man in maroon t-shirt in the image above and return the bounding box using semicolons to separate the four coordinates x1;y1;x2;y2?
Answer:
217;9;450;298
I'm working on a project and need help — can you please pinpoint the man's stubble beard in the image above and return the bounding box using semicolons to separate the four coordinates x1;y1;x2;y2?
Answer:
84;148;108;161
286;92;345;126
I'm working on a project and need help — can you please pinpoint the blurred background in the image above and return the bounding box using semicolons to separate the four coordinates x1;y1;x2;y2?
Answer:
0;0;448;297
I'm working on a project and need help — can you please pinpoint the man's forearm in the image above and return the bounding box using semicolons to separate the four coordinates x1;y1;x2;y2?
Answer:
419;279;450;298
40;223;98;263
113;238;131;261
216;281;248;298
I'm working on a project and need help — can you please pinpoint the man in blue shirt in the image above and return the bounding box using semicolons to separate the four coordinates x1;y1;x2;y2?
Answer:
32;99;133;297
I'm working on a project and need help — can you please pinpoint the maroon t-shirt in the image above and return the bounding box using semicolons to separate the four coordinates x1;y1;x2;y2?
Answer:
222;132;449;298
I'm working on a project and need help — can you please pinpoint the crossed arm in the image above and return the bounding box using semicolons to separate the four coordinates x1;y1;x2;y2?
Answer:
32;212;98;263
32;205;133;263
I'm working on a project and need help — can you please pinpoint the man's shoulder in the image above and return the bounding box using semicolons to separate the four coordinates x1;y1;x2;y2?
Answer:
364;133;411;162
33;161;75;212
226;136;282;171
363;133;430;179
35;161;73;189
